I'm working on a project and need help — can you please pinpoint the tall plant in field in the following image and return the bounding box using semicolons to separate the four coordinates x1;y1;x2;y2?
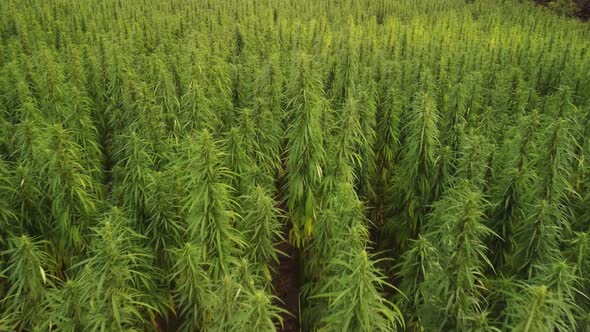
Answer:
488;113;540;268
372;82;403;225
1;236;52;329
252;52;284;178
240;185;284;282
513;116;578;276
285;53;326;247
178;130;244;277
413;180;496;331
111;130;157;223
315;249;403;332
503;262;581;331
0;158;15;234
41;124;100;266
392;91;441;244
305;182;404;331
322;95;363;194
169;242;214;332
356;73;378;200
67;208;164;331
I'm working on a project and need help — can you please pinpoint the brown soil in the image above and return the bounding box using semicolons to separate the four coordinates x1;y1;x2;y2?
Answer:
272;236;300;332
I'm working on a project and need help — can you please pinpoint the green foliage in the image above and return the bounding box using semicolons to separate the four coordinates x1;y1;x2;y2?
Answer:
1;235;52;329
304;182;404;331
505;265;581;332
0;0;589;330
169;243;212;331
395;91;441;232
241;185;284;282
315;250;403;332
547;0;578;17
228;289;286;332
179;130;245;277
0;158;15;234
68;208;164;331
286;54;327;247
408;180;496;331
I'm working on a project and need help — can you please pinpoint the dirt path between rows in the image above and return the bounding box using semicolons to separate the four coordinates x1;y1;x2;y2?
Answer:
273;236;300;332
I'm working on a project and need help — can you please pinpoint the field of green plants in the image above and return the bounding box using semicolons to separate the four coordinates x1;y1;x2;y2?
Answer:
0;0;589;331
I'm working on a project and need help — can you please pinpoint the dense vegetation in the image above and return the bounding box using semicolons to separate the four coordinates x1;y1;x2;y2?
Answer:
535;0;590;19
0;0;589;331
